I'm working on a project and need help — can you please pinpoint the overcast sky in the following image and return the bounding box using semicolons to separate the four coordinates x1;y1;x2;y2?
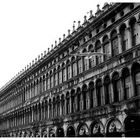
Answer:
0;0;131;89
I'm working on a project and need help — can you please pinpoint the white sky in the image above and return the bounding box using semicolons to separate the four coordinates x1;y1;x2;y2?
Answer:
0;0;129;88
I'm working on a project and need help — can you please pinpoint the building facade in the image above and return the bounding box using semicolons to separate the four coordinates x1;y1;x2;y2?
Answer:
0;3;140;137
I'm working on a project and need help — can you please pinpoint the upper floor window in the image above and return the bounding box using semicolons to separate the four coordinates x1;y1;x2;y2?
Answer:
103;35;110;61
111;30;119;56
104;75;110;104
88;44;95;68
66;92;70;114
62;63;66;82
78;58;83;74
83;49;88;71
96;79;102;106
129;17;138;47
120;24;128;51
95;40;102;65
112;72;120;102
71;57;77;77
66;60;71;80
132;63;140;96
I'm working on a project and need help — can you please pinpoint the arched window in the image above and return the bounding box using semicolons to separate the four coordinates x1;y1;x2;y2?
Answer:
40;77;42;93
82;84;88;110
47;73;50;89
83;49;88;71
66;60;71;80
62;63;66;82
45;100;48;119
66;92;70;114
49;99;52;119
89;81;94;108
131;63;140;96
50;71;53;88
52;97;56;118
58;66;62;84
88;44;94;68
104;75;110;104
56;96;60;117
111;30;119;56
95;40;102;65
120;24;128;51
35;80;38;96
112;72;120;102
71;57;77;77
53;68;57;86
77;88;81;111
71;89;75;113
43;75;46;92
78;57;83;74
61;94;65;115
121;68;130;100
129;17;138;47
96;79;102;106
103;35;110;61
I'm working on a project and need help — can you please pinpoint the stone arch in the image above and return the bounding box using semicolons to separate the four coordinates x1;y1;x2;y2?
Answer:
61;62;65;68
129;16;137;26
76;87;81;94
90;120;105;137
82;48;87;53
66;125;76;137
77;123;89;137
56;127;65;137
88;81;94;90
110;29;117;39
66;59;70;65
111;71;120;81
121;67;130;78
95;40;101;50
119;23;127;32
82;84;88;92
71;56;76;62
131;62;140;96
124;115;140;137
131;62;140;74
88;44;94;52
102;34;109;43
106;118;123;137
